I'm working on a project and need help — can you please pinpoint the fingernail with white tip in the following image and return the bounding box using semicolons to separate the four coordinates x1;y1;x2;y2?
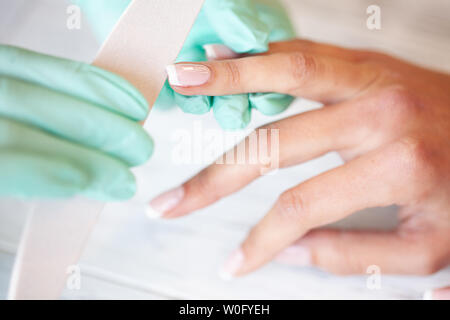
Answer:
423;289;434;300
203;44;239;60
166;63;210;87
165;65;181;86
218;248;244;281
275;245;311;266
147;186;184;219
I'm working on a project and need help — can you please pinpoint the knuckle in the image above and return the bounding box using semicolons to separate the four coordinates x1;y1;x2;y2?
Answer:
361;85;421;141
398;136;427;163
395;137;437;186
287;52;317;86
276;190;308;222
222;60;241;88
378;85;419;119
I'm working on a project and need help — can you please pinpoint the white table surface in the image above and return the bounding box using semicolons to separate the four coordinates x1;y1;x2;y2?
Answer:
0;0;449;299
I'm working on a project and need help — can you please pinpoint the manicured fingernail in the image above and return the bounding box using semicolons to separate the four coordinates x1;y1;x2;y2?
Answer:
424;288;450;300
166;63;210;87
275;245;311;266
147;186;184;219
433;288;450;300
203;44;239;60
218;248;244;281
423;289;433;300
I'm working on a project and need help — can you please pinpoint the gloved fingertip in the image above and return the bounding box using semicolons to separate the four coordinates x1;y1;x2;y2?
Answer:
86;65;149;121
0;149;90;199
101;169;137;201
175;93;212;114
203;44;239;60
215;113;250;130
204;0;270;54
153;81;175;110
213;95;251;130
249;93;294;116
128;132;154;167
138;133;154;165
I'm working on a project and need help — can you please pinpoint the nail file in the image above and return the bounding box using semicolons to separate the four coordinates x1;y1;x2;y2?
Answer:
8;0;204;299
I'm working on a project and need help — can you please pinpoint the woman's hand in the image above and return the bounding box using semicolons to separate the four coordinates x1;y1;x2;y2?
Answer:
152;39;450;278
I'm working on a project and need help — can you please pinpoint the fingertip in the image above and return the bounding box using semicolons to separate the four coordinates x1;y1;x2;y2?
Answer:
423;290;433;300
146;206;163;219
153;81;175;110
148;186;184;219
426;287;450;300
88;65;150;121
166;64;182;86
218;248;245;280
218;268;234;281
213;95;251;130
135;131;154;165
174;92;211;114
102;169;137;201
203;44;239;60
249;93;294;116
109;123;154;167
204;0;270;54
203;44;218;60
165;63;211;88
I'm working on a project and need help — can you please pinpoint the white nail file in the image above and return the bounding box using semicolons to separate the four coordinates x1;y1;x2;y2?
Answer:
8;0;204;299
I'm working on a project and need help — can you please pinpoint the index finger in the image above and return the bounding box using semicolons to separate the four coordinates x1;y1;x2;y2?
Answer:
166;41;380;103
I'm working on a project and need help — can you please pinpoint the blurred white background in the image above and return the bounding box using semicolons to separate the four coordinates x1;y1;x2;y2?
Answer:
0;0;449;299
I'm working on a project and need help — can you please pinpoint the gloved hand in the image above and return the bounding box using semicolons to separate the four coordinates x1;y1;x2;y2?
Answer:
76;0;296;130
0;45;153;201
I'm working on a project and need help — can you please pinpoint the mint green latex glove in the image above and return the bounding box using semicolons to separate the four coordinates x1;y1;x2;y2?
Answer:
0;45;153;200
76;0;296;130
174;0;296;129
